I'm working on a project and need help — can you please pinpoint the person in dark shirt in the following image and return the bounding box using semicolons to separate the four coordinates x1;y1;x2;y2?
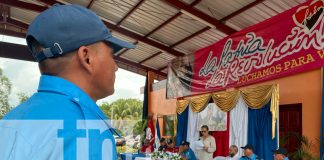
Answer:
165;139;179;153
273;148;289;160
158;138;167;151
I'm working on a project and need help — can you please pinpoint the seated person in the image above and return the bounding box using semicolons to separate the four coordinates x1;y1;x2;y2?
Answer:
214;145;239;160
165;139;179;153
179;141;196;160
140;139;153;153
239;144;261;160
273;148;289;160
158;138;167;151
227;145;239;159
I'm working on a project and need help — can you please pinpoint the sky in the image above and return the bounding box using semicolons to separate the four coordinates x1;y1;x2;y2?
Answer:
0;35;145;107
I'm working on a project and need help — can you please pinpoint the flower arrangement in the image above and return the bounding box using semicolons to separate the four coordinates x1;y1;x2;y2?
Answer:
151;151;183;160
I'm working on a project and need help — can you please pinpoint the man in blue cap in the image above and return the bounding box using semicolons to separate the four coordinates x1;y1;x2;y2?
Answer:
273;148;289;160
0;4;135;160
239;144;261;160
179;141;197;160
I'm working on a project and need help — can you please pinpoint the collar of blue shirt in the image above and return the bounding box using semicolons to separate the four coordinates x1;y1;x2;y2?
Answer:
38;75;107;120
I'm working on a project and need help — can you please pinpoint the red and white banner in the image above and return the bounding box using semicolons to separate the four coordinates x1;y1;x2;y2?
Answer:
167;0;324;99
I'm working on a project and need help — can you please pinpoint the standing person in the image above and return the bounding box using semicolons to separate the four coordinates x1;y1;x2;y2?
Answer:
196;125;216;160
273;148;289;160
179;141;197;160
239;144;260;160
0;4;135;160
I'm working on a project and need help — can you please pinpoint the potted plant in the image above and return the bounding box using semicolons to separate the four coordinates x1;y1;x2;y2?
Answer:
280;132;320;160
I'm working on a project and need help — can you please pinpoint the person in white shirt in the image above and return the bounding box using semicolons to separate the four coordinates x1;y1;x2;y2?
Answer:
214;145;239;160
226;145;240;160
196;125;216;160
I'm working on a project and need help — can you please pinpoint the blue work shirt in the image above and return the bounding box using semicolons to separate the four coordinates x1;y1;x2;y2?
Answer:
0;75;117;160
239;154;259;160
181;148;197;160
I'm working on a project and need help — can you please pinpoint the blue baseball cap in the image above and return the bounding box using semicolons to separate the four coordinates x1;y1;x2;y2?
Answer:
26;4;135;62
273;147;288;156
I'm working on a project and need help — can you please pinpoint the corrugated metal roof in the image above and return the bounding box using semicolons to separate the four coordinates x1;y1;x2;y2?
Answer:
91;0;138;24
121;0;179;35
175;28;227;53
10;7;38;24
195;0;255;20
223;0;307;30
150;13;207;45
142;52;176;69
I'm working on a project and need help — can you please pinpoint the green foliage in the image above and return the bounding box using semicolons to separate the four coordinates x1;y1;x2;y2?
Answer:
99;98;143;136
17;92;30;104
280;132;320;160
133;119;147;145
100;98;143;120
0;68;12;119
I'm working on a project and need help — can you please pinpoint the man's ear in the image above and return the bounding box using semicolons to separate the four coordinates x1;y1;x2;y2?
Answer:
76;46;94;73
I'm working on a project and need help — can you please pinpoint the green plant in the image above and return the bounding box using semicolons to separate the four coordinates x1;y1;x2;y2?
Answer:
280;132;320;160
99;99;143;136
133;119;147;145
0;68;12;119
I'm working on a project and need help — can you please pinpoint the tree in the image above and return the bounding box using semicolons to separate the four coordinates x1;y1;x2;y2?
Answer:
99;98;143;136
100;98;143;120
0;68;12;119
17;92;30;104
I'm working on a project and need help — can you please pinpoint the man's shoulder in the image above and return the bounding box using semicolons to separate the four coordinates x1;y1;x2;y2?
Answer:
239;156;248;160
209;135;216;140
4;92;83;120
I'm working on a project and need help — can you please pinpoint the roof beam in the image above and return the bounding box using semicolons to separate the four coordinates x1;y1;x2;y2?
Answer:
0;5;4;22
162;0;236;35
114;56;166;77
0;28;25;38
0;41;33;61
158;66;168;72
13;0;185;57
0;0;47;12
86;0;95;9
220;0;266;22
37;0;64;6
6;18;29;29
116;0;145;26
116;41;138;57
0;5;9;22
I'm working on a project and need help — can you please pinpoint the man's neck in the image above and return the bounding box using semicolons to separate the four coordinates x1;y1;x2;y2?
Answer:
247;153;254;158
229;153;237;157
